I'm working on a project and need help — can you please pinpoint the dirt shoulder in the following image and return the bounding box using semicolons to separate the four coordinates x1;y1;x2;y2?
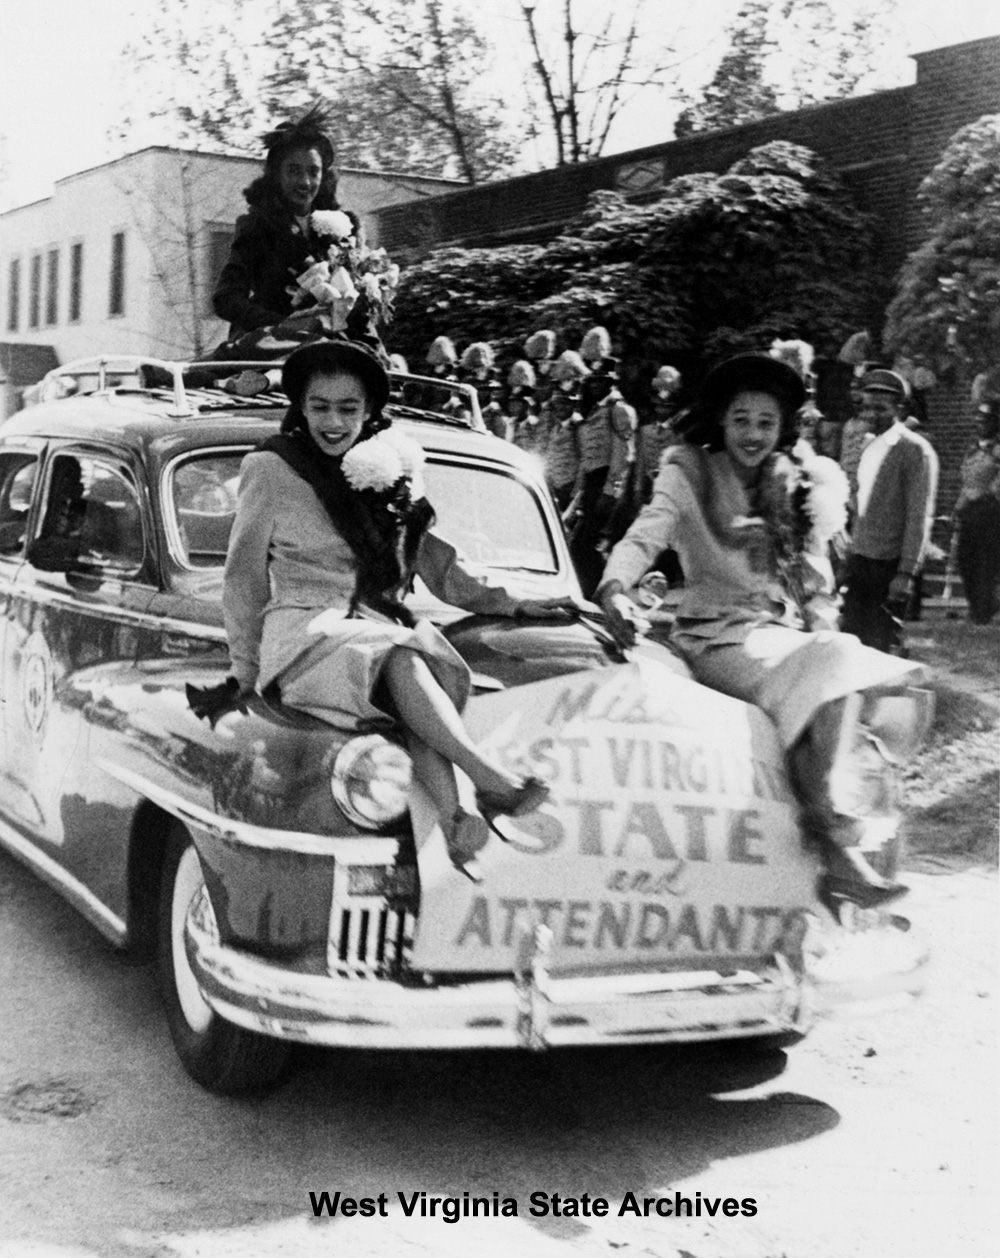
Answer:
901;617;999;871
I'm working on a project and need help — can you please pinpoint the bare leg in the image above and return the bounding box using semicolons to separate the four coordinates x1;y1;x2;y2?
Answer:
383;648;523;799
404;733;489;878
790;694;907;908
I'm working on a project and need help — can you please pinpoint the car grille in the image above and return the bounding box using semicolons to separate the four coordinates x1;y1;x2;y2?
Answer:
328;897;416;979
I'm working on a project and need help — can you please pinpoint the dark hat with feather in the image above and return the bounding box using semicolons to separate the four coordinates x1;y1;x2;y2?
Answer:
262;103;336;171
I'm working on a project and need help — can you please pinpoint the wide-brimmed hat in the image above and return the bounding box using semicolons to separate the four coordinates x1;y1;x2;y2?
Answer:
281;340;390;412
677;353;807;450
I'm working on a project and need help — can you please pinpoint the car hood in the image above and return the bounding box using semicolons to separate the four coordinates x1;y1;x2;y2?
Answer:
443;615;691;690
162;574;687;693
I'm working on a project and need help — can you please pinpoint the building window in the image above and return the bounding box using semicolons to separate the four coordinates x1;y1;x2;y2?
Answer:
6;258;20;332
69;242;84;323
45;249;60;326
205;225;233;315
28;253;42;329
108;231;126;317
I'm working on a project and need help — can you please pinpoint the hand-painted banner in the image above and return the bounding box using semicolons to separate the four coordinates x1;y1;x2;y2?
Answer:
411;659;815;974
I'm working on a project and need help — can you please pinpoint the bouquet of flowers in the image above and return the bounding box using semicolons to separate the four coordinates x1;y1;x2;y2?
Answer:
287;210;400;330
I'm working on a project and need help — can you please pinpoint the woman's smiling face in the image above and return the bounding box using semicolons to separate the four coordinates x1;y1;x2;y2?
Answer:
278;146;324;214
302;371;371;456
721;390;783;477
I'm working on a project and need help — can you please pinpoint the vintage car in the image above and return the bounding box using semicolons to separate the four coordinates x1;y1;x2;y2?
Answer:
0;355;925;1093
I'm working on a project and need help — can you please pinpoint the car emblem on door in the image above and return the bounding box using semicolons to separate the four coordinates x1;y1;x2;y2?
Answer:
21;631;54;738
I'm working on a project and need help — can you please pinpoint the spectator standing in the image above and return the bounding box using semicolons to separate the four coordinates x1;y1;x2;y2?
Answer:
839;367;873;523
569;357;638;597
542;351;589;512
953;403;1000;624
510;392;547;456
524;330;557;406
840;369;939;652
480;379;511;440
425;336;459;381
637;366;682;498
507;361;547;457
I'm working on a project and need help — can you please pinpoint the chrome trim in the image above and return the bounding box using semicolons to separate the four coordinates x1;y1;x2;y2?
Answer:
185;893;810;1050
95;759;398;857
9;580;226;642
0;814;127;944
160;445;252;572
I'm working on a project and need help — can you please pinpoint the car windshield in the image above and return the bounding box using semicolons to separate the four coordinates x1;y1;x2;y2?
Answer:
423;460;556;572
167;451;557;574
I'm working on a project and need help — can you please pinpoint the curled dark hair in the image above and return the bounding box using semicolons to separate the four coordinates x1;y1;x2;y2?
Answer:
244;104;341;213
243;159;340;215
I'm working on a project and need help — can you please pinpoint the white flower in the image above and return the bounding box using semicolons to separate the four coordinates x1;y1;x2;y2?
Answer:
341;434;405;492
379;428;424;479
328;265;359;300
359;273;382;301
311;210;355;241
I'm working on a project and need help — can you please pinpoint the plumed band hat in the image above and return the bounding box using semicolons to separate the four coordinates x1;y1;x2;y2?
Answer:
860;368;910;400
281;340;390;413
677;353;807;450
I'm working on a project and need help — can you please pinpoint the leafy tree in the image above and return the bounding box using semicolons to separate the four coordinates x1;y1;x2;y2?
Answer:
675;0;897;137
261;0;521;182
112;0;265;154
674;0;780;139
884;115;1000;378
113;0;520;182
389;141;877;390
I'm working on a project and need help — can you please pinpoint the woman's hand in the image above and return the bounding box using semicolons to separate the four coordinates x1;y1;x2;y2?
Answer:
598;581;647;648
513;595;581;620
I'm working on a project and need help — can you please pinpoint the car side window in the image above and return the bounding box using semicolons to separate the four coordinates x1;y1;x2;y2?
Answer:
36;452;145;572
0;453;39;557
169;452;243;568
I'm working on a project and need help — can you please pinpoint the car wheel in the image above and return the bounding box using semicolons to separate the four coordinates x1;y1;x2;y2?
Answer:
157;824;289;1094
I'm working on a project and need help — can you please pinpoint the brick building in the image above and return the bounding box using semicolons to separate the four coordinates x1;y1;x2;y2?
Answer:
370;35;1000;517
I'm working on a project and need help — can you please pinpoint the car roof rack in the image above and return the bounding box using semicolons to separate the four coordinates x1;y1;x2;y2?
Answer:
31;355;486;432
32;355;204;417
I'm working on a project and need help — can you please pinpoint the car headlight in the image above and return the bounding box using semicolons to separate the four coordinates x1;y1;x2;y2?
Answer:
331;734;413;830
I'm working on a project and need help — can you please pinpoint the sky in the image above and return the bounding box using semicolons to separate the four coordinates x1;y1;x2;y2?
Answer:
1;0;998;212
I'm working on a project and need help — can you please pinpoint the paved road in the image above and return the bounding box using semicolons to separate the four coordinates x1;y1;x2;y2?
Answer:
0;849;994;1258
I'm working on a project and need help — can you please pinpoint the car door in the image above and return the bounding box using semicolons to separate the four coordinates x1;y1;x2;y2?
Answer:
0;444;44;815
3;445;158;859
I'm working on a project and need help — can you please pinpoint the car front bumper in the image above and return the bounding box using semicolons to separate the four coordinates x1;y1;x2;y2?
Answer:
184;888;927;1051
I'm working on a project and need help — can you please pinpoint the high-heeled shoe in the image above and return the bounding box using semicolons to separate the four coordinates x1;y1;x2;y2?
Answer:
444;809;491;883
820;846;909;910
476;776;550;821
